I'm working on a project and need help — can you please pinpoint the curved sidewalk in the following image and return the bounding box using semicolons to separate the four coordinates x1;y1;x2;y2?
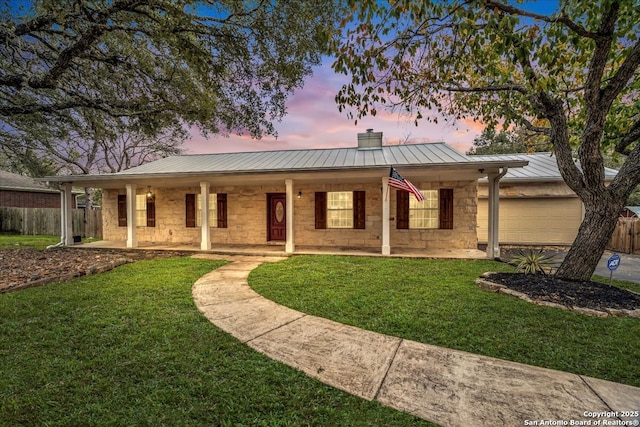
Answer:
192;255;640;427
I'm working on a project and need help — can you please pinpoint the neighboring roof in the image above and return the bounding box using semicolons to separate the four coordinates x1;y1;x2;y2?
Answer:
473;152;618;183
41;142;528;185
0;169;58;193
624;206;640;217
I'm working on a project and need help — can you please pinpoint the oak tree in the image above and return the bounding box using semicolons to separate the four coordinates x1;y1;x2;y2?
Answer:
1;0;340;144
331;0;640;280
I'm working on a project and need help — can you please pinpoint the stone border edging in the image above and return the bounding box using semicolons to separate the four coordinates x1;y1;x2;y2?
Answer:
0;258;130;294
476;272;640;319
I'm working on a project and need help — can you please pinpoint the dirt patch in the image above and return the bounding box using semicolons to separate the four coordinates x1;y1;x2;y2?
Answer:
479;272;640;318
0;247;193;294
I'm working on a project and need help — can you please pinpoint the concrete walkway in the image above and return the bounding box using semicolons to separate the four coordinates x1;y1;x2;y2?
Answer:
192;255;640;427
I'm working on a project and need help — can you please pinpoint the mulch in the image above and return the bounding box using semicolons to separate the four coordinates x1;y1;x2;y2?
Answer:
484;272;640;311
0;247;193;294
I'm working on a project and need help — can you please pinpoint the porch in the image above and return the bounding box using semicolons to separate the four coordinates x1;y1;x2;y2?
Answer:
75;240;488;260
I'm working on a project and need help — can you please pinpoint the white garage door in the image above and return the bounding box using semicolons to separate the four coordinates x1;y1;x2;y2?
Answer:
477;198;583;245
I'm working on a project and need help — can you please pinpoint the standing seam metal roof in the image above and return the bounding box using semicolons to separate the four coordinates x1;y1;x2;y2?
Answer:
472;153;618;181
113;143;481;176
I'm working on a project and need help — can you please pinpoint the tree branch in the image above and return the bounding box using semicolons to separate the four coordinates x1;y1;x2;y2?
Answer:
442;84;528;94
601;38;640;108
615;118;640;155
483;0;599;39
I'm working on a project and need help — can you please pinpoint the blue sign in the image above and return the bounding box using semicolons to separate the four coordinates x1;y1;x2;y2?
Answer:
607;254;621;271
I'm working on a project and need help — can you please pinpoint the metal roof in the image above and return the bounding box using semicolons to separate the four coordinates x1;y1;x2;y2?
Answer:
0;169;58;192
40;142;530;187
624;206;640;217
473;153;618;182
112;142;475;176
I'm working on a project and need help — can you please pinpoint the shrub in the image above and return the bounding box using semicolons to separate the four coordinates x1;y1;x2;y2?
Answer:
509;249;557;275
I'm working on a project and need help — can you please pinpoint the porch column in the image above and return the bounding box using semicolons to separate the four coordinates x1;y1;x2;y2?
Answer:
285;179;295;254
61;183;74;246
200;182;211;250
381;177;391;256
486;168;508;259
126;184;137;248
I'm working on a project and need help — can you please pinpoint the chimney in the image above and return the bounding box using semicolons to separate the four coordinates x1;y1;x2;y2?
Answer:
357;129;383;150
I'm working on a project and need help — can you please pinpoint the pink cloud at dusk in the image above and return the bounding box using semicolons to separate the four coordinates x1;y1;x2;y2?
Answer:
184;61;484;155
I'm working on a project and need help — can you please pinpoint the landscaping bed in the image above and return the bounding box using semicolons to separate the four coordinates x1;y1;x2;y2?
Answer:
0;247;192;293
478;272;640;318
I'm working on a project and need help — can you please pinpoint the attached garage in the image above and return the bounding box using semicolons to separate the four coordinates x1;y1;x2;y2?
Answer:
473;153;617;247
477;197;583;245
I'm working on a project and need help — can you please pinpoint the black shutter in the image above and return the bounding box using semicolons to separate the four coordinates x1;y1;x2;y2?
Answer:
353;191;366;229
396;191;409;229
315;192;327;229
117;194;127;227
146;196;155;227
185;194;196;227
439;189;453;229
217;193;227;228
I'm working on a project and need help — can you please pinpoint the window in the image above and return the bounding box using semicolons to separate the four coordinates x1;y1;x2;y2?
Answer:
315;191;365;229
196;193;217;227
410;190;439;229
185;193;227;228
117;193;155;227
397;188;453;230
136;194;147;226
327;191;353;228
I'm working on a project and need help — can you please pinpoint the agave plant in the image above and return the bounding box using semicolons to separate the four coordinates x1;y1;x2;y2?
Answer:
509;249;557;275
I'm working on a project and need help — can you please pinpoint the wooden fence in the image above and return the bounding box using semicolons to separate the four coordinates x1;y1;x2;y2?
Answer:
608;218;640;255
0;207;102;238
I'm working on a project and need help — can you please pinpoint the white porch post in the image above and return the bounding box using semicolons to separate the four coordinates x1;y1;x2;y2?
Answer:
285;179;295;254
61;183;74;246
381;177;391;256
486;168;508;259
200;182;211;250
126;184;137;248
58;187;66;244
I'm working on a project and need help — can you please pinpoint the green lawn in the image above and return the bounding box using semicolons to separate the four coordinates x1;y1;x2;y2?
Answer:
0;234;61;249
249;255;640;387
0;234;100;249
0;257;431;426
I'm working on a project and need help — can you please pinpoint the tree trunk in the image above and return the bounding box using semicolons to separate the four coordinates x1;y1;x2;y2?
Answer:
555;198;623;281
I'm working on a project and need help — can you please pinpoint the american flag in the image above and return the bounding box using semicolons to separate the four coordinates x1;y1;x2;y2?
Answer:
388;167;424;202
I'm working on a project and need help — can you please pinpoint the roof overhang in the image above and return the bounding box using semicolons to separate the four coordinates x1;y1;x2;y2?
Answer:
40;160;528;189
0;186;60;193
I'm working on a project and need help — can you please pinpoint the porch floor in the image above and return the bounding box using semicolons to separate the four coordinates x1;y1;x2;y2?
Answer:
74;240;488;260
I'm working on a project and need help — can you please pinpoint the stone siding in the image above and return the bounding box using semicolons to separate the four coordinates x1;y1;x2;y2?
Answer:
103;180;478;250
390;180;478;250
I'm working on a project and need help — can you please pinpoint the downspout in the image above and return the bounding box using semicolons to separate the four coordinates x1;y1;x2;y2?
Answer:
486;167;509;259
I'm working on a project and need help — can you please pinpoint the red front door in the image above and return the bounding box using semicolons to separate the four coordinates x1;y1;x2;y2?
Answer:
267;193;286;241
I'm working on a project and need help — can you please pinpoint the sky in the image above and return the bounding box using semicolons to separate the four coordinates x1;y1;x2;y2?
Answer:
185;59;486;156
185;0;558;156
5;0;557;157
